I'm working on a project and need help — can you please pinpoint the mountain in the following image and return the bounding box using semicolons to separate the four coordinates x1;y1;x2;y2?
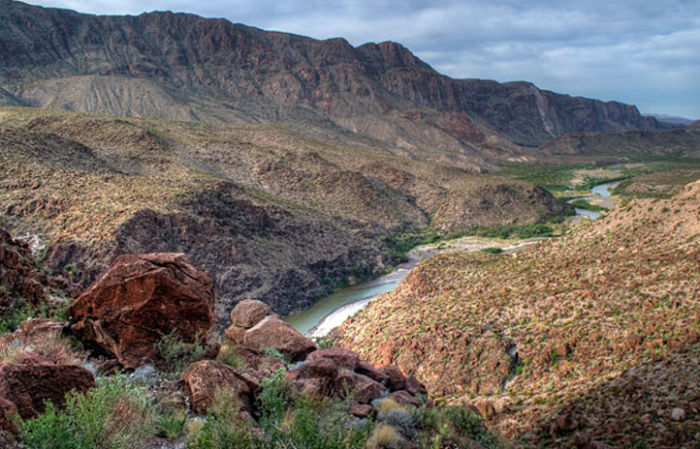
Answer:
337;179;700;447
0;0;670;169
0;107;568;321
689;120;700;130
645;113;695;126
540;127;700;157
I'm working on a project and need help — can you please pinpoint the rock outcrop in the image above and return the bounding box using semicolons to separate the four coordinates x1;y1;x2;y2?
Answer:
180;360;260;414
225;299;316;362
69;253;217;369
0;363;95;419
0;228;47;311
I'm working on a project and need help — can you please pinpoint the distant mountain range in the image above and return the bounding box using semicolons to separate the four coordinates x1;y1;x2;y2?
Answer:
645;114;697;126
0;0;677;169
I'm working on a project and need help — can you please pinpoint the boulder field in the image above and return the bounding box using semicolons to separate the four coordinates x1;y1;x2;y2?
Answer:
1;249;451;448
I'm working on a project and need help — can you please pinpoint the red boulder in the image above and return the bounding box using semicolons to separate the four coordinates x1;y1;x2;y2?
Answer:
181;360;260;415
69;253;217;369
0;363;95;419
243;316;316;361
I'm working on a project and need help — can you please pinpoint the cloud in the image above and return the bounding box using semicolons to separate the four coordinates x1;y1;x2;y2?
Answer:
24;0;700;118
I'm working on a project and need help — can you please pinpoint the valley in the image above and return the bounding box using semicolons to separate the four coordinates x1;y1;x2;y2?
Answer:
0;1;699;448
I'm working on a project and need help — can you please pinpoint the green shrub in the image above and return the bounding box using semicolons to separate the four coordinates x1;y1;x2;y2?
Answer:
444;406;501;448
259;368;292;428
155;331;208;379
217;345;248;371
481;247;504;254
20;376;156;449
262;347;285;360
158;410;187;440
187;389;260;449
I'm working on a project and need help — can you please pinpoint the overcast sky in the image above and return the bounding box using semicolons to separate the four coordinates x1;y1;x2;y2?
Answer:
28;0;700;119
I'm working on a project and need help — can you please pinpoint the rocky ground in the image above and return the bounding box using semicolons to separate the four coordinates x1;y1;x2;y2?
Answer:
337;179;700;448
0;236;502;448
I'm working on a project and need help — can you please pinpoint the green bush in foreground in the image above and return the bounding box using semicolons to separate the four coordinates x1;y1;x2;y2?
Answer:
20;376;157;449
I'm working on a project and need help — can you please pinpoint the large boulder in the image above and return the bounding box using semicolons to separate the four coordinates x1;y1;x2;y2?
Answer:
0;363;95;419
242;316;316;361
69;253;217;369
181;360;260;415
230;299;271;329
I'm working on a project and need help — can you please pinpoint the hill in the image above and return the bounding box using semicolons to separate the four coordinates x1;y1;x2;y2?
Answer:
0;107;568;321
337;179;700;447
689;120;700;130
0;0;671;169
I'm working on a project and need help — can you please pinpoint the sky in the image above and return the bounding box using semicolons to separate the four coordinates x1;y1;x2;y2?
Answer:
28;0;700;119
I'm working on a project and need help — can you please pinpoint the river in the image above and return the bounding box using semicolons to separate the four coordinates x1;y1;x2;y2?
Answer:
568;180;620;220
286;181;620;337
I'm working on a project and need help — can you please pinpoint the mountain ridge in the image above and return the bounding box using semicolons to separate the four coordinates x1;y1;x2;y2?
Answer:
0;0;671;168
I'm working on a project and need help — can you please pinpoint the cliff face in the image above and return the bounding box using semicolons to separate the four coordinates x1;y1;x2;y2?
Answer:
540;128;700;157
0;0;668;163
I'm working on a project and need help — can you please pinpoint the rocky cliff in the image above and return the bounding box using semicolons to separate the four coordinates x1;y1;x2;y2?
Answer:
540;128;700;157
0;0;669;167
338;179;700;448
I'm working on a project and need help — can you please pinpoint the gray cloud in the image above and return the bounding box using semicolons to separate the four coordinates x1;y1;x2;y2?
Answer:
27;0;700;118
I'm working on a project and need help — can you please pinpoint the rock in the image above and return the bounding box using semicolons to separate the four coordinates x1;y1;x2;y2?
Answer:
243;315;316;361
405;376;427;396
69;253;217;369
180;360;260;415
230;299;271;329
349;403;374;418
287;358;339;396
333;370;357;398
0;229;47;308
354;374;386;404
307;349;360;370
0;396;19;435
224;325;246;346
671;408;686;421
20;319;66;339
389;390;421;408
380;365;407;391
356;360;390;385
0;363;95;419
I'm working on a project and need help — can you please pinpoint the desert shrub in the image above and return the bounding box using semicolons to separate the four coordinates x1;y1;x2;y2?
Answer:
155;331;208;379
373;398;403;415
444;406;501;448
20;376;156;449
262;347;286;360
187;389;260;449
379;408;418;439
314;336;335;349
481;247;504;254
259;368;292;428
366;424;401;449
217;345;248;370
158;409;187;440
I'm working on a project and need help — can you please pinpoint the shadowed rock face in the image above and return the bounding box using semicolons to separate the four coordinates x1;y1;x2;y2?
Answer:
0;0;668;158
0;363;95;420
69;253;217;368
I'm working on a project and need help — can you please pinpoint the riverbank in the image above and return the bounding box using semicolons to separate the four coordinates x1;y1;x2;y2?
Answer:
286;236;546;337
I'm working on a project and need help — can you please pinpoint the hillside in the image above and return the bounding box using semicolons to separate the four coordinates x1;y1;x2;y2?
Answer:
540;128;700;157
338;179;700;447
0;0;671;169
690;120;700;130
0;107;568;322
